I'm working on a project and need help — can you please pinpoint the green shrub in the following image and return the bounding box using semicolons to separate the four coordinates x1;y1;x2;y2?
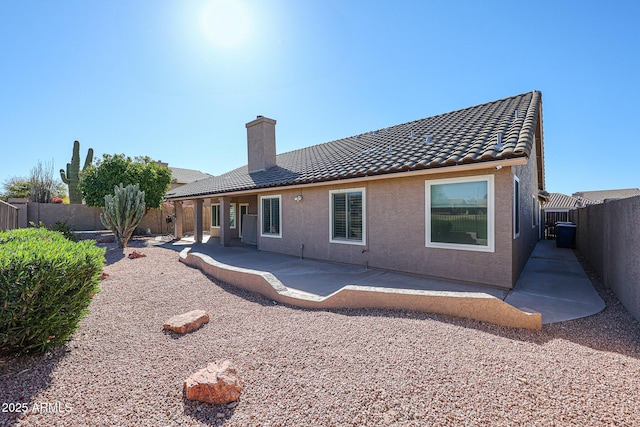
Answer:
0;227;105;355
50;220;78;242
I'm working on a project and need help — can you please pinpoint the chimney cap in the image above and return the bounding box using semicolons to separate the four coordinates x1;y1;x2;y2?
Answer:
246;115;277;128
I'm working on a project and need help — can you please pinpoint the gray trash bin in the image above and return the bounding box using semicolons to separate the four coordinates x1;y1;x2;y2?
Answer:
556;222;577;248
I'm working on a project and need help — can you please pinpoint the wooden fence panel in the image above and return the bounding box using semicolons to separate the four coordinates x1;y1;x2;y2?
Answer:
0;200;18;231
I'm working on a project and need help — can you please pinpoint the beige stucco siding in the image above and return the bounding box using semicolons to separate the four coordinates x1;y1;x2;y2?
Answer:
257;167;520;288
511;138;542;283
210;196;258;238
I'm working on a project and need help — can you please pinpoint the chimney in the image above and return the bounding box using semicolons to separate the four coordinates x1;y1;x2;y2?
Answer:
246;115;277;173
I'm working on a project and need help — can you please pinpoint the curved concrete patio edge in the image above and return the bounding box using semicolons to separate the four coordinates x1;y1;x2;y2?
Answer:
179;248;542;330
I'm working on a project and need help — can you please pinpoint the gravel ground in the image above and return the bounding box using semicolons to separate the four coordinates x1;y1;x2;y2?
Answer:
1;238;640;426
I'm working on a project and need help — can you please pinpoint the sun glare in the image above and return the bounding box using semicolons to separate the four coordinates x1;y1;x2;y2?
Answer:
201;0;251;49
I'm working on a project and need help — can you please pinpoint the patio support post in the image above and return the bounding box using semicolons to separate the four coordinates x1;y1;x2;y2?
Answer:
194;199;203;243
174;201;184;239
203;198;211;219
219;196;231;246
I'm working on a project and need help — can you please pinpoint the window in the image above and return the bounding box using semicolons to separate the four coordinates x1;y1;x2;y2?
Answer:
211;203;237;228
211;204;220;227
425;175;494;252
260;195;281;237
514;176;520;238
230;203;236;229
330;188;366;245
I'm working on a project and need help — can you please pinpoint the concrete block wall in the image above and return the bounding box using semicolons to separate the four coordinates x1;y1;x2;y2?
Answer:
575;196;640;321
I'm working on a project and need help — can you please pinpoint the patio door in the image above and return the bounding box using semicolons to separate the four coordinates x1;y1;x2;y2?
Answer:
239;203;249;238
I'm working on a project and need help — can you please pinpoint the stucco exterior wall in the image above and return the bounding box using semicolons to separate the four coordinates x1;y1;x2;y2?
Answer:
22;202;175;234
209;196;258;239
257;167;520;288
511;139;542;283
575;196;640;321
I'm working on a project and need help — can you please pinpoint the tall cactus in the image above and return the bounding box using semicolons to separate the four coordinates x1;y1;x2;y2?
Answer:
100;184;146;248
60;140;94;204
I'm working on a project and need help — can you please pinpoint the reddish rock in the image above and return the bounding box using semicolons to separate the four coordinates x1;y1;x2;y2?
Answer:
184;360;243;404
163;310;210;334
128;251;146;259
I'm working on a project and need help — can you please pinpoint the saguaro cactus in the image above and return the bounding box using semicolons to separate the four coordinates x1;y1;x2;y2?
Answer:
60;140;94;204
100;184;146;248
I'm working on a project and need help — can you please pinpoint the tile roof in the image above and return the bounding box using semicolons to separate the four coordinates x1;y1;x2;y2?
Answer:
542;193;596;210
572;188;640;204
169;167;212;184
167;91;542;199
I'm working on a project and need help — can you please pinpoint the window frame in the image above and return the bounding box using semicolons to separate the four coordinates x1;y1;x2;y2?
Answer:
211;203;220;228
259;195;282;238
425;175;495;253
229;203;237;229
329;187;366;246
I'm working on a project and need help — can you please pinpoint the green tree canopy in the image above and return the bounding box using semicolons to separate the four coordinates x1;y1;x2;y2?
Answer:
79;154;172;209
1;176;31;200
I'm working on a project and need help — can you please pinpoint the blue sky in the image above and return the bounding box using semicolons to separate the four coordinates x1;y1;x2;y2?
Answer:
1;1;638;196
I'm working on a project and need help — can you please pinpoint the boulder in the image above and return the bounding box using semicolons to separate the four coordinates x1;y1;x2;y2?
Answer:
163;310;210;334
128;251;146;259
96;236;115;243
184;360;243;404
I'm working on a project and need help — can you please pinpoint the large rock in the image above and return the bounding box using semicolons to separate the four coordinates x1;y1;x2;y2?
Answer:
163;310;210;334
184;360;243;404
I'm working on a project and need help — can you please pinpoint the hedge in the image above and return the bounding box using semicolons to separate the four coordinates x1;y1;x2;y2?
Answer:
0;228;105;355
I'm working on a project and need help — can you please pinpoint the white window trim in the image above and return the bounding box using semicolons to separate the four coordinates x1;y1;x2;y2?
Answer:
230;203;237;229
259;195;282;238
513;176;520;239
239;203;249;238
329;187;366;246
425;175;495;253
211;203;220;228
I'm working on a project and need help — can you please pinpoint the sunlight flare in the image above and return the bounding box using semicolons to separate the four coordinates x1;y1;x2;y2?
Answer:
200;0;251;49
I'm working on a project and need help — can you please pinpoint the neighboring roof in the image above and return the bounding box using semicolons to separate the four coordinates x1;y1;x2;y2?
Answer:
542;193;597;210
168;91;543;199
572;188;640;203
169;167;212;184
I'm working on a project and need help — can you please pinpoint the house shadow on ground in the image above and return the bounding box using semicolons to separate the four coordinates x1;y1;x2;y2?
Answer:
0;346;69;426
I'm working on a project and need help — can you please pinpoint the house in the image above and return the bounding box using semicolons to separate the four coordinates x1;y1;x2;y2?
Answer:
166;91;545;289
572;188;640;203
541;192;595;238
156;161;213;190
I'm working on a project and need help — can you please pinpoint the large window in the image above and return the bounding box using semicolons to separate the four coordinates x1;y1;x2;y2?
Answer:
425;175;494;252
330;188;365;245
260;195;281;237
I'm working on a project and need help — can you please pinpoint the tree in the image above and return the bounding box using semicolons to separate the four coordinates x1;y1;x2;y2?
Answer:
60;140;94;204
79;154;172;210
1;164;66;203
1;176;31;200
100;183;146;248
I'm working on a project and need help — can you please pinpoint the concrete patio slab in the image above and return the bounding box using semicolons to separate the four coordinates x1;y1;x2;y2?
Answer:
172;236;604;328
504;240;605;324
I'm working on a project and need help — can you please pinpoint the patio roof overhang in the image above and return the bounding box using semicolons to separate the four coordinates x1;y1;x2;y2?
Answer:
166;157;528;202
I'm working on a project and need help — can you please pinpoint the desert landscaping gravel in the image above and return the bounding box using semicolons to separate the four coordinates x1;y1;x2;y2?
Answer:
1;238;640;426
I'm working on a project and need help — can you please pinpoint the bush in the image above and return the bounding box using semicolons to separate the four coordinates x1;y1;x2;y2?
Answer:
0;228;105;355
50;220;78;242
